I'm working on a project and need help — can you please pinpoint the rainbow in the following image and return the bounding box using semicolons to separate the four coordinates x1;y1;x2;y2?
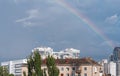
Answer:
55;0;114;49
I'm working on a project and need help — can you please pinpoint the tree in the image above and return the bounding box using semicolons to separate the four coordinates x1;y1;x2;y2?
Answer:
43;68;47;76
9;74;14;76
0;66;14;76
23;71;26;76
33;51;43;76
27;55;34;76
27;51;59;76
27;51;43;76
46;56;59;76
0;66;4;76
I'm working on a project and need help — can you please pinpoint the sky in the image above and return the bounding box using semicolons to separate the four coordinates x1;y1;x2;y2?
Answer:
0;0;120;62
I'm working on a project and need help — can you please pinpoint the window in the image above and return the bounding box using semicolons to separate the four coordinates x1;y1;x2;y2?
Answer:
61;73;64;76
66;67;69;71
66;73;69;76
84;67;87;71
72;67;75;70
15;64;21;68
72;73;75;76
94;67;97;73
84;73;87;76
78;73;81;76
15;69;21;73
99;68;103;73
61;67;64;71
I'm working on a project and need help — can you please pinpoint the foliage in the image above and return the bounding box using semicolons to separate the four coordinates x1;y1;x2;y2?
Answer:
27;51;59;76
46;56;59;76
27;50;43;76
23;71;26;76
9;74;14;76
33;51;43;76
43;68;47;76
0;66;14;76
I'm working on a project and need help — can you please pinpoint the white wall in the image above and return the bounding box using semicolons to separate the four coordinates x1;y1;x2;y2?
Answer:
108;61;116;76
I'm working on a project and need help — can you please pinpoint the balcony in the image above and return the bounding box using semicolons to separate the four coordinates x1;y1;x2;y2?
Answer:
76;70;81;73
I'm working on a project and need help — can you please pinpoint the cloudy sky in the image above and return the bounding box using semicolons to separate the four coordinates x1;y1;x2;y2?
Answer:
0;0;120;62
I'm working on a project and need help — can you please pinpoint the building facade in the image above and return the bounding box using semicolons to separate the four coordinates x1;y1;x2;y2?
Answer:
108;61;116;76
21;58;103;76
116;60;120;76
99;59;108;74
99;59;116;76
1;59;27;76
113;47;120;61
32;47;80;59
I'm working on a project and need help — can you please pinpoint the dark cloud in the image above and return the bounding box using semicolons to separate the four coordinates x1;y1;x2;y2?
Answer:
0;0;120;62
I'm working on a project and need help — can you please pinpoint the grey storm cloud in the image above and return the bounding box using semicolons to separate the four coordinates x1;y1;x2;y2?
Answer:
0;0;120;62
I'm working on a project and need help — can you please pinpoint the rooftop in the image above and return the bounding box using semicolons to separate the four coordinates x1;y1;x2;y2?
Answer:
42;57;100;66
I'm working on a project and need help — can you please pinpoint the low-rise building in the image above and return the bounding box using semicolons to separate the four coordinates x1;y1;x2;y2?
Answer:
22;57;103;76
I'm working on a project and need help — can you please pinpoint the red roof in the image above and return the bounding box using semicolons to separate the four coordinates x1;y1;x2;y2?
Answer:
42;57;100;66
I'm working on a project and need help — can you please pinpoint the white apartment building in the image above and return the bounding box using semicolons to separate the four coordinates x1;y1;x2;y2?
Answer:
32;47;53;59
1;47;80;76
32;47;80;59
116;60;120;76
1;59;27;76
108;61;116;76
99;59;116;76
99;59;108;74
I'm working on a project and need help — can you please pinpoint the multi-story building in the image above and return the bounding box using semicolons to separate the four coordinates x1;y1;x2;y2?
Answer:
1;59;27;76
108;61;116;76
99;59;116;76
112;47;120;76
32;47;80;59
53;48;80;59
113;47;120;61
108;54;114;61
22;57;103;76
116;60;120;76
1;47;80;76
32;47;53;59
99;59;108;74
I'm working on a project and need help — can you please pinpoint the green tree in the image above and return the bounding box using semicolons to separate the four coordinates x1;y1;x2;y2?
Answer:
23;71;26;76
46;56;59;76
9;74;14;76
33;51;43;76
27;51;43;76
43;68;47;76
0;66;14;76
27;51;59;76
0;66;3;76
27;55;34;76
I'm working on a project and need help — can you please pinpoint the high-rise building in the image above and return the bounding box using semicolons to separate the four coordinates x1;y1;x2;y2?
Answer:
108;61;116;76
32;47;80;59
99;59;116;76
108;54;114;61
1;47;80;76
113;47;120;61
116;60;120;76
99;59;108;74
32;47;53;59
